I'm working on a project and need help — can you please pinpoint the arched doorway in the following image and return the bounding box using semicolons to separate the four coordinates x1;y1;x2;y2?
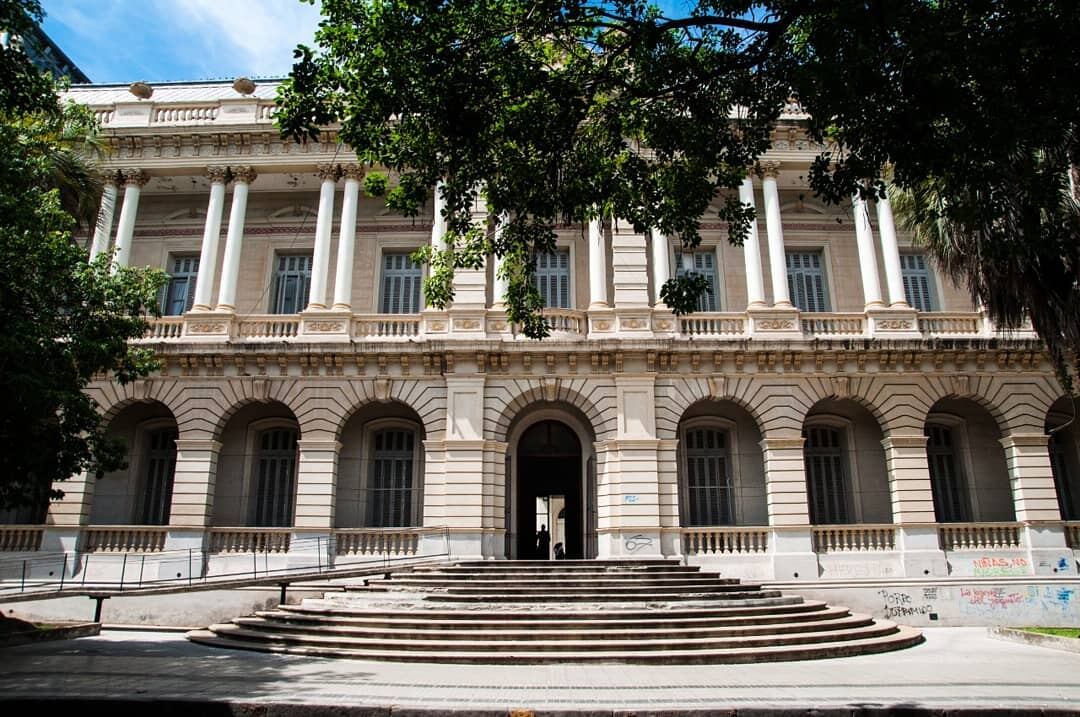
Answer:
516;420;585;559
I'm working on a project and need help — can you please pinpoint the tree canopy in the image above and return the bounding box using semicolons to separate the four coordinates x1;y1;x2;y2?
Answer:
279;0;1079;385
0;0;165;512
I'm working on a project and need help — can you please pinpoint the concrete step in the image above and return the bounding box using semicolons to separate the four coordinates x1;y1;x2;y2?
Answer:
355;581;755;595
446;560;682;568
237;610;871;641
419;589;785;603
287;598;826;622
187;625;923;664
369;574;740;587
194;621;911;656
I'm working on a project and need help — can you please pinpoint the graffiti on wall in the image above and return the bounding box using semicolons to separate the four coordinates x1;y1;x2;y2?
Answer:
971;556;1029;577
959;585;1076;618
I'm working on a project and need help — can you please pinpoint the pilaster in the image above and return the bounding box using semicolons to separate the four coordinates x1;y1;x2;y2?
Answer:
294;439;340;530
1000;433;1073;574
168;438;221;529
761;434;816;580
611;222;653;337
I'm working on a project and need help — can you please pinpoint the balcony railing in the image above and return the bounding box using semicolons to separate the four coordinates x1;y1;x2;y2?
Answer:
938;522;1023;551
209;528;292;554
139;309;1035;345
681;527;769;555
813;524;897;553
82;526;168;553
0;526;43;552
334;528;423;556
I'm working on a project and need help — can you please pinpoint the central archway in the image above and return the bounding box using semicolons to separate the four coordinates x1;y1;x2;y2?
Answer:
506;404;598;560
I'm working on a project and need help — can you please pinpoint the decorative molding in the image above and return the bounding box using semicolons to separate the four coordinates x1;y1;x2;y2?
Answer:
757;319;794;330
186;322;227;334
307;321;344;332
204;165;229;184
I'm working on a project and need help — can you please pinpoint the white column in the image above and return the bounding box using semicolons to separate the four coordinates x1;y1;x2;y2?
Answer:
759;162;791;307
875;194;909;307
332;165;362;311
853;192;884;308
110;169;148;272
89;176;118;262
189;166;229;312
738;177;767;307
215;166;255;312
306;164;339;311
431;180;447;251
649;229;671;306
492;212;508;308
588;217;608;308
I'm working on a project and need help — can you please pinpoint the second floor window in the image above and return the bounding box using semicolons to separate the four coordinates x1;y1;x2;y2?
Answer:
787;250;831;313
900;253;938;312
675;249;720;311
380;252;423;313
535;249;571;309
271;254;312;314
161;255;199;316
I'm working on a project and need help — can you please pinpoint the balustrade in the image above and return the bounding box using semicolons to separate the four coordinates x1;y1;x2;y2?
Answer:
353;314;420;339
679;313;746;337
543;309;586;335
334;528;421;556
812;525;896;553
153;105;218;124
143;317;183;340
918;312;984;337
1065;522;1080;549
0;526;43;552
237;315;300;339
209;528;292;554
938;522;1023;551
82;526;168;553
681;527;769;555
801;313;865;337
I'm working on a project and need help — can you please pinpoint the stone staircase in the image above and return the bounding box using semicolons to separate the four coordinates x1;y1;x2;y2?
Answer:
188;560;923;663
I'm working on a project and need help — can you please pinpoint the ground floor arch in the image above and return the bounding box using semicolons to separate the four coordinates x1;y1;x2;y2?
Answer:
90;400;179;526
505;404;597;560
1047;396;1080;521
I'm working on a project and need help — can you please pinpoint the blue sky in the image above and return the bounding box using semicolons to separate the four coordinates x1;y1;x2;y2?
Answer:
41;0;323;83
41;1;700;85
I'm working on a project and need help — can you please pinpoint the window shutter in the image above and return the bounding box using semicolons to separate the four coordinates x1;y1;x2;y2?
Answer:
675;250;720;311
901;253;936;311
271;254;313;314
534;249;571;309
786;251;830;312
380;253;423;314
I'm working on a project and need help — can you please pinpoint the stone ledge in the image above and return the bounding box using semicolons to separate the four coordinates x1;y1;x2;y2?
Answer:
989;626;1080;653
0;620;99;648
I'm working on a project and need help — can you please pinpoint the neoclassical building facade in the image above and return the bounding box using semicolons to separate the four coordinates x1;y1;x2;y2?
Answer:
3;79;1078;584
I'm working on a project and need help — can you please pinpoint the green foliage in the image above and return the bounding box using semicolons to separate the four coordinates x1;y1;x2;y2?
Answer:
278;0;789;336
279;1;1080;381
0;0;56;119
0;28;165;511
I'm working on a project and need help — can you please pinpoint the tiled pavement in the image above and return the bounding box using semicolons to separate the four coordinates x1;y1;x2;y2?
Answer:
1;627;1079;713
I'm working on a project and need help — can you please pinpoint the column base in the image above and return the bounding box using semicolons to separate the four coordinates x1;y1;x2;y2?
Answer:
447;309;488;339
596;529;665;559
613;308;655;338
868;307;921;339
1024;523;1076;576
898;525;950;578
770;527;818;580
298;309;351;342
587;308;616;337
182;311;235;341
748;306;802;341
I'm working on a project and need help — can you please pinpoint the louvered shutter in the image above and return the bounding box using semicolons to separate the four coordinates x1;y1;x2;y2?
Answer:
803;426;850;524
925;424;971;522
254;428;298;527
368;429;417;527
162;255;199;315
534;249;571;308
683;428;734;526
675;250;720;311
271;254;312;314
380;253;423;313
786;251;830;312
139;428;177;525
900;254;937;312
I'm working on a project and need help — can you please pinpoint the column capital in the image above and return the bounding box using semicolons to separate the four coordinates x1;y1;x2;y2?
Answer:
205;165;229;184
230;165;257;184
121;168;149;187
755;160;781;179
100;170;121;187
340;163;364;181
317;163;340;182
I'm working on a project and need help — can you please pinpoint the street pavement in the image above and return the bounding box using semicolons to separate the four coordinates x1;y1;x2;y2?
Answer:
1;627;1079;713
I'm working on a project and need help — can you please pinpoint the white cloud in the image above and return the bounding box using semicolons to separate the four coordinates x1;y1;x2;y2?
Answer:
150;0;321;78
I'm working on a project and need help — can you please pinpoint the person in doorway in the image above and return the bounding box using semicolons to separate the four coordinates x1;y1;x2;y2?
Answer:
536;524;551;560
553;542;565;560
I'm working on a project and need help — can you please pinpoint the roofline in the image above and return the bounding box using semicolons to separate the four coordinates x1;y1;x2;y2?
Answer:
68;76;288;89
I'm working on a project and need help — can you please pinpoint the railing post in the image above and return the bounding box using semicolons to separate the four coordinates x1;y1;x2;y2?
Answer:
20;559;26;593
59;553;67;591
119;553;127;591
253;549;258;579
139;554;146;587
187;548;193;586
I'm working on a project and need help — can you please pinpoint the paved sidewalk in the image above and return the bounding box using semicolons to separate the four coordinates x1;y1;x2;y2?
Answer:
1;627;1079;713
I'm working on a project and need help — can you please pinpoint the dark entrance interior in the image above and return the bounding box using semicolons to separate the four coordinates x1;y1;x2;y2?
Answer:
516;420;583;559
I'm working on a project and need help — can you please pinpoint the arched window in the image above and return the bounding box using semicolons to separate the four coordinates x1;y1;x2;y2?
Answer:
368;428;418;527
925;423;971;523
138;427;177;525
253;428;298;527
682;426;734;526
804;425;850;524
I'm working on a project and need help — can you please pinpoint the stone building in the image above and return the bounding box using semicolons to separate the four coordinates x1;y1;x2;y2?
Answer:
3;78;1078;587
